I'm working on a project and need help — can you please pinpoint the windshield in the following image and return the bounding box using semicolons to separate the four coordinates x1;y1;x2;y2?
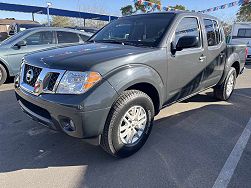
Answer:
0;30;29;46
89;13;175;47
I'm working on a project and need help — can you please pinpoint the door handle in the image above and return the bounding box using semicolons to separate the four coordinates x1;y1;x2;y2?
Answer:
199;56;207;62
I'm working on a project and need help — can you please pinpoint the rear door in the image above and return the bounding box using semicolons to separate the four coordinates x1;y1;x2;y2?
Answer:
7;31;56;74
201;19;226;88
167;16;206;102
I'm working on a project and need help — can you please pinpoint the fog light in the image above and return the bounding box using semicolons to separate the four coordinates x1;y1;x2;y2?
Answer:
62;119;76;131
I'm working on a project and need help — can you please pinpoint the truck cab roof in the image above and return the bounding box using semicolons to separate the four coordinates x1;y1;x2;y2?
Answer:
123;11;220;22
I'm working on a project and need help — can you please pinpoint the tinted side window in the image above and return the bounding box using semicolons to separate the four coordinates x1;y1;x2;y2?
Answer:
80;34;90;41
25;31;54;46
57;32;80;44
174;17;201;48
246;29;251;38
237;29;251;38
204;19;221;46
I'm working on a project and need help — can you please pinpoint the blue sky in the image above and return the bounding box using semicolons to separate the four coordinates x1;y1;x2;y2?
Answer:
0;0;239;23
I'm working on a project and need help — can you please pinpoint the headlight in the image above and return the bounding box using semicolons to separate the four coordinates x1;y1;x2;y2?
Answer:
56;71;102;94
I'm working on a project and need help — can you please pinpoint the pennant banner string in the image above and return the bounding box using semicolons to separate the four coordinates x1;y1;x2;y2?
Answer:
132;0;250;13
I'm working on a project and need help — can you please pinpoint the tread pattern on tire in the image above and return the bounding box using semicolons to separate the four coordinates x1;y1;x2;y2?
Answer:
214;67;236;101
100;90;153;157
0;64;7;86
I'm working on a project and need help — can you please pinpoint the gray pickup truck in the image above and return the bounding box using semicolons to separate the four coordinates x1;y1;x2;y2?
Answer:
15;12;247;158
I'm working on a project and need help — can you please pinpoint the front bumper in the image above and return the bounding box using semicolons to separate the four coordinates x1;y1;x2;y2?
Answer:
15;81;117;140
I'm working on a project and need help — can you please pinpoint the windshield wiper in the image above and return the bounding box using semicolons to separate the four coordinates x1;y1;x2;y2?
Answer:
88;40;150;48
95;40;125;45
122;41;146;47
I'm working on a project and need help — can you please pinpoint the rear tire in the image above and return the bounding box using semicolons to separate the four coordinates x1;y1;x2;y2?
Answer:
101;90;155;158
0;64;7;86
214;67;236;101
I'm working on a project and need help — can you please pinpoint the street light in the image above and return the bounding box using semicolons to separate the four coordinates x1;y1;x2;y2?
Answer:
46;2;52;26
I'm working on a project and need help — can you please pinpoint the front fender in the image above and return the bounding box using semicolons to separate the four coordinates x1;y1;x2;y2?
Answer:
105;64;165;107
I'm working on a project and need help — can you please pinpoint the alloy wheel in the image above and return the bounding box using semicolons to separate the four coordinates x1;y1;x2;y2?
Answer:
119;105;147;144
226;74;235;97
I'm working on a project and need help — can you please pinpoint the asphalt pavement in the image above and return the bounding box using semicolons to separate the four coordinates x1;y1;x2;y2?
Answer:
0;65;251;188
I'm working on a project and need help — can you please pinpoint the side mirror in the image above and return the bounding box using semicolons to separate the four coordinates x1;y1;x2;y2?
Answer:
176;36;199;51
15;40;27;48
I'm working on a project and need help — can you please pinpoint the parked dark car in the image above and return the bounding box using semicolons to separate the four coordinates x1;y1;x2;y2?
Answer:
15;12;247;158
0;27;92;85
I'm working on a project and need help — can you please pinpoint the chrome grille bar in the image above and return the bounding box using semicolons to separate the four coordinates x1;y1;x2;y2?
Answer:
20;63;65;96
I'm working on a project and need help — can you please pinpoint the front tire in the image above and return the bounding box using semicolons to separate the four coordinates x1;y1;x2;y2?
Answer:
0;64;7;86
101;90;155;158
214;67;237;101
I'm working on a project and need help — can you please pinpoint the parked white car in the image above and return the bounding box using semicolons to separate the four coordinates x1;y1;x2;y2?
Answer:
230;22;251;62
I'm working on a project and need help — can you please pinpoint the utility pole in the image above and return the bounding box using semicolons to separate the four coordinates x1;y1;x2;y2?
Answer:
46;2;52;26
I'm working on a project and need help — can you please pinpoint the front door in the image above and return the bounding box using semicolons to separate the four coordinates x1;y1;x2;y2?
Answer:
166;17;206;103
7;31;56;74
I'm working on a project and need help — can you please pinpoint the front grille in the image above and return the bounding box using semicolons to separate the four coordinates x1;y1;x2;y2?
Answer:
20;63;64;95
247;55;251;59
23;64;42;87
47;73;60;91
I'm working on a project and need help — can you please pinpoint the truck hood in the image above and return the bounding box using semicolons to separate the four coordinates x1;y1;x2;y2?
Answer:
25;43;155;74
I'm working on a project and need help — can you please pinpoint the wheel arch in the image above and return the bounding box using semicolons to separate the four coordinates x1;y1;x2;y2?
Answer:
218;53;241;85
105;65;165;114
231;61;240;77
126;82;160;115
0;59;10;77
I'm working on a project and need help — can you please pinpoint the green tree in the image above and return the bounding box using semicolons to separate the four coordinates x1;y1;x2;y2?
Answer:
170;5;186;10
237;2;251;22
120;5;134;16
121;1;186;16
51;16;71;27
121;0;161;16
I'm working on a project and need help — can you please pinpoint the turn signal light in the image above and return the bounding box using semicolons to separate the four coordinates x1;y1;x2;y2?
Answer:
83;72;102;90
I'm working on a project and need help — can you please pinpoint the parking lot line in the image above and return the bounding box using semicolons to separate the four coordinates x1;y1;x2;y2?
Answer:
212;118;251;188
233;92;251;100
